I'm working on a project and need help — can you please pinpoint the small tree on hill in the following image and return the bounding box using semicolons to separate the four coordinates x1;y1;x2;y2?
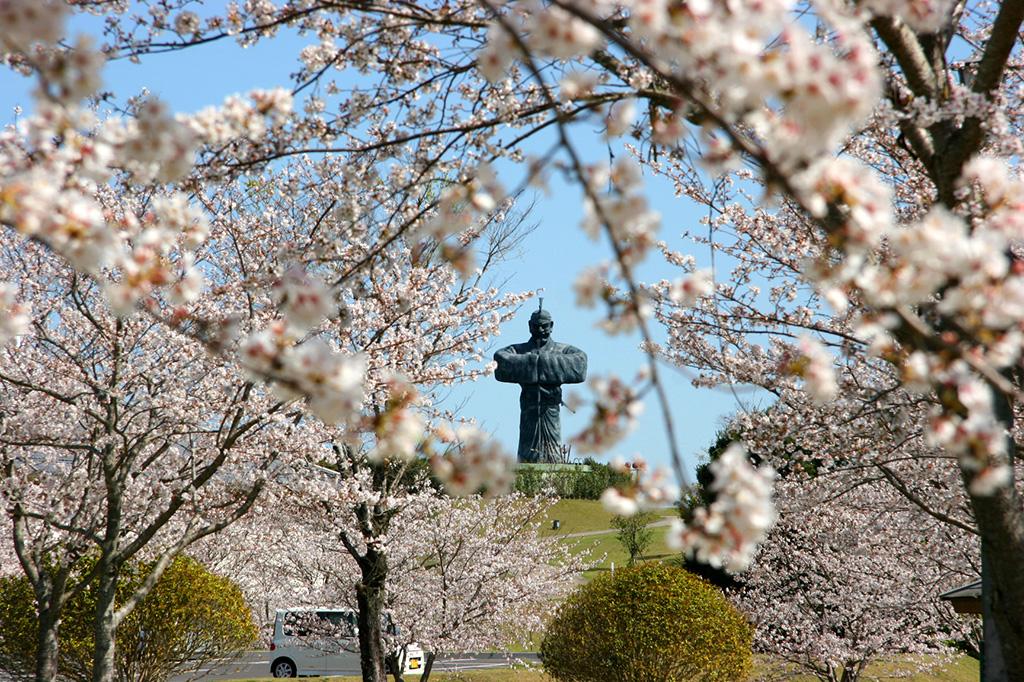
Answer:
541;563;752;682
611;511;657;566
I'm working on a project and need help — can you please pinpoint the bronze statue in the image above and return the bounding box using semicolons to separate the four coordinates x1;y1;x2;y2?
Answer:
494;303;587;463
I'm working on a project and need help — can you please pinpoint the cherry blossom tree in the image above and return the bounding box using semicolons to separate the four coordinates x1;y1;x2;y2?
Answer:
247;408;520;682
201;483;591;682
0;242;306;682
1;170;528;682
389;491;592;679
5;0;1024;674
734;473;979;682
189;177;530;682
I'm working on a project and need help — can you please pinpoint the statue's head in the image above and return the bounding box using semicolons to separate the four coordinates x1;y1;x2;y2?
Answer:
529;308;553;344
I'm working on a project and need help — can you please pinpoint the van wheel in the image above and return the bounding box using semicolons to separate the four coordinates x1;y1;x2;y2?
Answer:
271;657;297;678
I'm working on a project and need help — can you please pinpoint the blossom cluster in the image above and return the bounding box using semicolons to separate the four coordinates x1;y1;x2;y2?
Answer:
0;0;66;52
795;152;1024;495
364;375;425;463
273;269;336;333
668;443;776;572
115;98;197;184
413;165;505;276
241;323;367;425
430;425;515;497
189;88;294;147
480;0;881;172
779;336;839;405
1;97;287;319
599;456;679;516
581;159;660;266
668;269;714;307
0;283;29;345
925;364;1012;496
574;260;660;335
571;374;644;453
861;0;954;33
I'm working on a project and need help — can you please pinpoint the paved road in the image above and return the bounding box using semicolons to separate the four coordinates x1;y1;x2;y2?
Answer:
172;651;541;680
560;517;673;538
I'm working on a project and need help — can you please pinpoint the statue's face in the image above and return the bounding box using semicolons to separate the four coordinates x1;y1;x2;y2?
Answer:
529;318;553;343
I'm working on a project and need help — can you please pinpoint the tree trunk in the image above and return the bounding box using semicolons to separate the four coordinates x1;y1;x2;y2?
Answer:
386;650;406;682
839;662;860;682
972;495;1024;680
14;512;69;682
34;598;61;682
91;567;118;682
356;546;388;682
971;390;1024;680
420;652;437;682
983;545;1008;681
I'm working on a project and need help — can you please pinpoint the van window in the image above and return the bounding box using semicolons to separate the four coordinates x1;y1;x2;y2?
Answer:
283;611;357;638
317;611;358;637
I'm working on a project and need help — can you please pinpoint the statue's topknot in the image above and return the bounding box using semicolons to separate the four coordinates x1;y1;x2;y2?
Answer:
530;297;552;323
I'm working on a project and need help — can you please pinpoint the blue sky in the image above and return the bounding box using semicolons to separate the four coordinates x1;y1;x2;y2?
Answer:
0;16;762;478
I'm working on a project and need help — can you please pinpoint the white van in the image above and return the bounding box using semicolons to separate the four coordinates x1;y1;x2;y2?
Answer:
269;608;425;678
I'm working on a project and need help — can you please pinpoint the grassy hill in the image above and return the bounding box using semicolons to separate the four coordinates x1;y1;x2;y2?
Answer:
536;498;678;577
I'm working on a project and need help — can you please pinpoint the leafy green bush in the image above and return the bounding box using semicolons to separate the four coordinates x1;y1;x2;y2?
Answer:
541;563;753;682
0;555;257;682
0;571;38;681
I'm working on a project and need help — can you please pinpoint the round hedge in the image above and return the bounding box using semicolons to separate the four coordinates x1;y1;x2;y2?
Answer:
541;562;752;682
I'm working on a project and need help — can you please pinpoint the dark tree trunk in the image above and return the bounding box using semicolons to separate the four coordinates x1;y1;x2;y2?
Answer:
972;492;1024;680
34;597;61;682
972;390;1024;680
13;511;70;682
420;652;437;682
385;650;406;682
838;662;861;682
356;545;389;682
983;545;1008;681
91;564;118;682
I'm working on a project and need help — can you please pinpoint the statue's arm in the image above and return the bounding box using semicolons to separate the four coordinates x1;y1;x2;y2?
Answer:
536;345;588;384
494;346;539;384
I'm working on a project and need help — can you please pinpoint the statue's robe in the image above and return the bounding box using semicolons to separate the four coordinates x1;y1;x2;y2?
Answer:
493;339;588;463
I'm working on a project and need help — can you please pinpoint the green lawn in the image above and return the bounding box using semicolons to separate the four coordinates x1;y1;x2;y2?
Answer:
537;499;676;538
569;524;675;577
537;499;678;578
754;654;979;681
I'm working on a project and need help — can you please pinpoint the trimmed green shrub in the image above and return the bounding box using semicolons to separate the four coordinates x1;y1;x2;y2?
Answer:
541;563;753;682
0;555;257;682
0;571;38;681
